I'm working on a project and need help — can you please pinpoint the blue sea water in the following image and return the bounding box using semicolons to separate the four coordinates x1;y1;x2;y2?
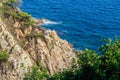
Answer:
21;0;120;50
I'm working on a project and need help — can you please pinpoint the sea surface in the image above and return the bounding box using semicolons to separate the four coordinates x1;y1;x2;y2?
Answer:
21;0;120;50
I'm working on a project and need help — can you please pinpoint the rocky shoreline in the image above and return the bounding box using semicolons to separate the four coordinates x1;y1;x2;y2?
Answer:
0;1;77;80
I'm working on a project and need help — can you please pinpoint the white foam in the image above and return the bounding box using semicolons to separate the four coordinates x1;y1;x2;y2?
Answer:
41;18;62;25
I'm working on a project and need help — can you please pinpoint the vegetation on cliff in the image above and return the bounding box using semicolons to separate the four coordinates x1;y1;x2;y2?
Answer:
1;0;34;26
0;0;76;79
49;37;120;80
24;66;48;80
0;0;120;80
0;51;9;62
22;37;120;80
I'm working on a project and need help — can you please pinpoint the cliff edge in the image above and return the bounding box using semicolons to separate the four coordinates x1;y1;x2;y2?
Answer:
0;1;76;80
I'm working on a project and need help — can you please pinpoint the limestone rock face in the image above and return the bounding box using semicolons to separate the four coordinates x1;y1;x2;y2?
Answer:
24;26;32;35
0;18;32;80
0;13;76;79
24;30;76;74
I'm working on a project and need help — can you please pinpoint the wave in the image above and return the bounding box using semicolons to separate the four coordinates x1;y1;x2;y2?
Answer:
40;18;62;25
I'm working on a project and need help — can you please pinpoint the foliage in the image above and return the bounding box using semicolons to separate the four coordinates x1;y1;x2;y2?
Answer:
3;0;16;6
49;69;75;80
48;49;100;80
0;6;3;14
97;37;120;80
23;66;48;80
2;1;120;79
3;0;34;26
11;11;35;26
48;37;120;80
0;51;9;62
7;0;16;3
77;49;100;80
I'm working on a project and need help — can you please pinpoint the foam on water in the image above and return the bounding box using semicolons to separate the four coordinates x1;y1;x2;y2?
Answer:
21;0;120;50
40;18;62;25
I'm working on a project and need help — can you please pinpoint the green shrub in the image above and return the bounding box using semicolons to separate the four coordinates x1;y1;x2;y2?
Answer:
11;12;34;26
3;0;34;26
7;0;16;3
0;51;9;62
97;37;120;80
3;0;16;7
77;49;100;80
24;66;48;80
48;37;120;80
48;69;77;80
12;12;31;21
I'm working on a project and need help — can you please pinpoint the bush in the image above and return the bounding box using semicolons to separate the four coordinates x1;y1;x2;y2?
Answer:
77;49;100;80
3;0;16;6
12;12;31;21
24;66;48;80
12;11;34;26
97;37;120;80
48;37;120;80
7;0;16;3
3;0;34;26
0;51;9;62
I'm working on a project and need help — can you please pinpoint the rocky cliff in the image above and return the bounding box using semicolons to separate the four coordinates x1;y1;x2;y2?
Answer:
0;1;76;80
0;17;32;80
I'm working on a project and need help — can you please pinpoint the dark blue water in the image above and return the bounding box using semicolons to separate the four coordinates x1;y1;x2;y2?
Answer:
21;0;120;50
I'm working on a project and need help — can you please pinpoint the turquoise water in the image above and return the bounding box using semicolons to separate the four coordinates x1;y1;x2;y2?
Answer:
21;0;120;50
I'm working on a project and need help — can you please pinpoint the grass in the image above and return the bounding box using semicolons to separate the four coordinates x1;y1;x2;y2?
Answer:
0;51;9;62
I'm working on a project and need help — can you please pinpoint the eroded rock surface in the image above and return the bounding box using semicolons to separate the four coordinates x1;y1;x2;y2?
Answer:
0;18;32;80
0;8;76;79
24;30;76;74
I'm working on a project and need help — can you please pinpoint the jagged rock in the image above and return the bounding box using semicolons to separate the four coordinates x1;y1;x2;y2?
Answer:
0;19;32;80
15;29;24;40
34;28;41;33
0;7;77;79
24;29;77;74
33;18;43;25
13;22;20;28
24;26;32;35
